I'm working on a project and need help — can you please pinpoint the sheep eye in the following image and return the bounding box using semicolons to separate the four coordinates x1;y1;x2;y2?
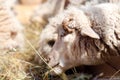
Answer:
69;18;73;21
47;40;55;47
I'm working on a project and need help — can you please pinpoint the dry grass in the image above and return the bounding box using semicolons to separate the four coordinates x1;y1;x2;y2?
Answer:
0;21;43;80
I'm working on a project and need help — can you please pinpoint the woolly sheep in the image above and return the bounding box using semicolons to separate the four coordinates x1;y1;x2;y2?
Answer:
37;0;119;59
46;3;120;75
0;0;24;51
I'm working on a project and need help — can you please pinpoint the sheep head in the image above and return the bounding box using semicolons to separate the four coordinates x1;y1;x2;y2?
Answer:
47;11;100;75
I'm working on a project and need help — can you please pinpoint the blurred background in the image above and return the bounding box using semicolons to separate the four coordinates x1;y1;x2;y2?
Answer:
0;0;119;80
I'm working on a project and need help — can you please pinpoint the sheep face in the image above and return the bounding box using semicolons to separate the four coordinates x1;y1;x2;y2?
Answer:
46;15;79;74
48;26;77;75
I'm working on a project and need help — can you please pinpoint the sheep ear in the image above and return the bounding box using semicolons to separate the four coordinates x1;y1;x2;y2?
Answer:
81;27;100;39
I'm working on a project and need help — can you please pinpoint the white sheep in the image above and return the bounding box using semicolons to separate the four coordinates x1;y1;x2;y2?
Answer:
37;0;119;59
46;3;120;75
0;0;24;51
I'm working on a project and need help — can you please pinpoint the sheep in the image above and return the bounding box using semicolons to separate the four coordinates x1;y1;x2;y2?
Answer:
46;3;120;75
0;0;24;51
37;0;119;60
